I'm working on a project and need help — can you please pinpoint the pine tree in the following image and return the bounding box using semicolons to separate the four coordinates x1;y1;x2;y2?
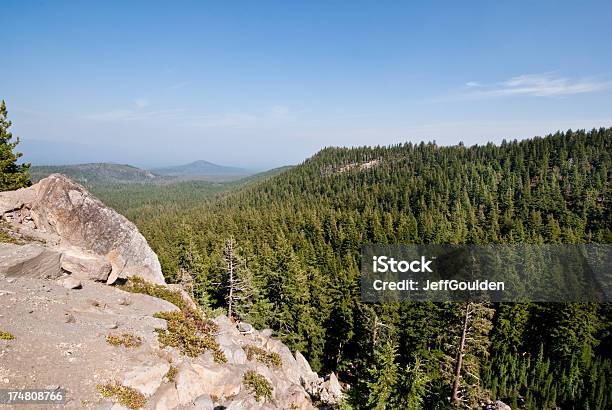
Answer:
366;339;399;409
0;100;30;191
395;357;431;410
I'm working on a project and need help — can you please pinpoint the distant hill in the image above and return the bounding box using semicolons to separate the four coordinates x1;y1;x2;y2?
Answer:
150;160;251;181
230;165;294;185
30;163;161;184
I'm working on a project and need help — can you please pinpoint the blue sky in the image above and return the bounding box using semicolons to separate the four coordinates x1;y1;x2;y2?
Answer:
2;1;611;168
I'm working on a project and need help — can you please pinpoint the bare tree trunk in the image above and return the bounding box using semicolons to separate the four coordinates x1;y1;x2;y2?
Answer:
451;303;470;405
226;239;235;320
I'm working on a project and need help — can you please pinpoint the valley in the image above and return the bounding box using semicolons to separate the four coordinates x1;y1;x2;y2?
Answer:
79;128;611;409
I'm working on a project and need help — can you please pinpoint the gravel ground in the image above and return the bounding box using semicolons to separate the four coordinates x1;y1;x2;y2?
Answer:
0;276;177;409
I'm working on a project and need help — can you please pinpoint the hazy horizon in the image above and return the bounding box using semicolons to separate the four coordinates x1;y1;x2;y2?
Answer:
3;1;612;169
17;124;611;171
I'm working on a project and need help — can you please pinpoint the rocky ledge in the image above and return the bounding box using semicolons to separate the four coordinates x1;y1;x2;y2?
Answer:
0;174;164;284
0;175;341;409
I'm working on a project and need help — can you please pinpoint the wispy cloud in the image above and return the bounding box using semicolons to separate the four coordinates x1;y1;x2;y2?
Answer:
84;108;185;122
184;106;297;129
445;73;610;101
133;98;150;108
167;81;190;90
84;105;298;129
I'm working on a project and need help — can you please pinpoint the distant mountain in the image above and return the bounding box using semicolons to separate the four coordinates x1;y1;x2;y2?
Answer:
30;163;161;184
151;160;251;180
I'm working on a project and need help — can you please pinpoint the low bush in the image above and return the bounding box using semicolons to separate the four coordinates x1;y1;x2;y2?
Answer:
0;330;15;340
243;344;282;368
121;277;224;362
165;365;178;382
96;381;146;409
153;311;225;363
243;370;273;403
106;333;142;348
120;276;188;311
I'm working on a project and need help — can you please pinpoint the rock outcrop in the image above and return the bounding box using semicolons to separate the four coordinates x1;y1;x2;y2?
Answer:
0;175;342;409
0;174;164;284
0;242;62;278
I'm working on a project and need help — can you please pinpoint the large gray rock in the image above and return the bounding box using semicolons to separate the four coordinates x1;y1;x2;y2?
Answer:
175;364;206;405
319;373;343;405
0;174;164;284
486;401;512;410
0;243;62;279
301;371;343;406
193;394;214;409
150;383;180;410
59;276;82;289
61;250;112;282
190;363;242;398
295;351;313;375
122;362;169;396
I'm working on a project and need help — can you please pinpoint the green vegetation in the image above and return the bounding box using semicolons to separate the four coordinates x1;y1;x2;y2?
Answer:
0;100;30;191
153;310;225;362
120;276;225;362
0;228;20;244
106;333;142;348
30;163;161;184
96;381;146;409
0;330;15;340
243;370;274;403
96;128;611;409
244;344;282;368
165;365;178;382
120;276;191;311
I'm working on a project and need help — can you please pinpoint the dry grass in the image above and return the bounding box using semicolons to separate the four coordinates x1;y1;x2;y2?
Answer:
96;381;146;409
244;344;282;368
106;333;142;348
0;330;15;340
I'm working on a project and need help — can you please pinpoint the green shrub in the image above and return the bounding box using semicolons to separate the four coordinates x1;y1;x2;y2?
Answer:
120;276;188;311
120;277;224;362
0;330;15;340
0;229;20;244
165;365;178;382
154;311;225;363
96;381;146;409
243;370;273;403
106;333;142;348
244;344;282;368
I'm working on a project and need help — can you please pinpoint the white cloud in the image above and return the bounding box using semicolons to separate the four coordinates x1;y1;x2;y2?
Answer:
84;105;297;129
448;73;610;100
133;98;150;108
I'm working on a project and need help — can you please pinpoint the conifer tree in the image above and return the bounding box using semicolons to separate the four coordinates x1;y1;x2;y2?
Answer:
0;100;30;191
367;339;399;409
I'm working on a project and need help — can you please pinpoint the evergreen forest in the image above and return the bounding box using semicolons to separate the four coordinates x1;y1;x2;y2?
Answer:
103;128;611;409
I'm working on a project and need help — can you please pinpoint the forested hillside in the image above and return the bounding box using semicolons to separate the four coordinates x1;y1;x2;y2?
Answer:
108;129;611;409
30;163;162;184
151;159;251;181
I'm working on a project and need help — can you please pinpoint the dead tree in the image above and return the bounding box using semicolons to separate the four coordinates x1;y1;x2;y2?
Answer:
223;238;253;320
449;302;494;407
